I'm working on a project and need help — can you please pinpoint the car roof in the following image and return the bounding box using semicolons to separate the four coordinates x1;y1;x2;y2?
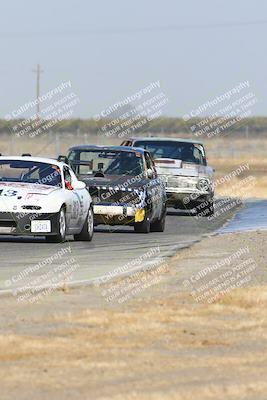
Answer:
0;156;67;168
68;145;146;154
127;137;204;145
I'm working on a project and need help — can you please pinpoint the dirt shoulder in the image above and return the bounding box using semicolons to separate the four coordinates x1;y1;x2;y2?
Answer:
1;230;267;400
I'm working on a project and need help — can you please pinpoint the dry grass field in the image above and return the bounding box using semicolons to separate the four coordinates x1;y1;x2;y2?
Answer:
0;230;267;399
209;154;267;198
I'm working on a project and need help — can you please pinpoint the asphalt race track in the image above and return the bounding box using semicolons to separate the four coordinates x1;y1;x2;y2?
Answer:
0;200;238;293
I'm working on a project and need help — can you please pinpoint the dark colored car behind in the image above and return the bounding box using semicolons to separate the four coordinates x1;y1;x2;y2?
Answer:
67;145;167;233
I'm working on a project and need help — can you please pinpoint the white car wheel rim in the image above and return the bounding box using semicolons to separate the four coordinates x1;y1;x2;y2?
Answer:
88;208;93;235
59;210;66;237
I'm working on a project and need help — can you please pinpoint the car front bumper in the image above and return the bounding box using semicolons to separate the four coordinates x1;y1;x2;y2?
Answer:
93;205;145;225
0;212;59;236
166;188;213;208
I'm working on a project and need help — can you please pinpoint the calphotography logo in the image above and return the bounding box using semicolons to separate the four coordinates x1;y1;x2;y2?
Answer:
94;80;169;138
183;80;258;138
5;246;79;304
93;246;169;304
183;246;260;304
6;80;80;138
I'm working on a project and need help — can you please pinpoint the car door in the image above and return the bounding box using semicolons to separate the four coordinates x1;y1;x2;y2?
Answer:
144;151;164;220
69;168;89;225
63;166;81;230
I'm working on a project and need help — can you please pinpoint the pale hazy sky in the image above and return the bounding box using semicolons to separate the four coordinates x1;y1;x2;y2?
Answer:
1;0;266;118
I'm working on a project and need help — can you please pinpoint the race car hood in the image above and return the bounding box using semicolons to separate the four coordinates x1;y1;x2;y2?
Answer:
154;158;207;177
80;175;151;207
0;182;60;197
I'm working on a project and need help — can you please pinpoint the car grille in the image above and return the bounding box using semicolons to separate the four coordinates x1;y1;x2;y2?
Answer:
21;205;42;210
88;187;141;206
166;176;197;188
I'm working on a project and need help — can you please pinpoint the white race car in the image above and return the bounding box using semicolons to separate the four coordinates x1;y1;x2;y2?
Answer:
121;137;215;216
0;156;94;242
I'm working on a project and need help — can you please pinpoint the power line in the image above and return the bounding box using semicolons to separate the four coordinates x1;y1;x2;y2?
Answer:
32;64;44;120
1;19;267;38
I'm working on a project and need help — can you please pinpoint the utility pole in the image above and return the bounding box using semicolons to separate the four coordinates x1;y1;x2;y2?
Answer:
32;64;43;120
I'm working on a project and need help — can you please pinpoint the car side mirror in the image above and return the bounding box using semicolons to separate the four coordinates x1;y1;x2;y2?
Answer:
147;168;153;179
57;155;69;164
73;180;86;190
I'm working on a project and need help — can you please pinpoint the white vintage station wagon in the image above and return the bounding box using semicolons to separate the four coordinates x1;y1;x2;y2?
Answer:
121;137;215;216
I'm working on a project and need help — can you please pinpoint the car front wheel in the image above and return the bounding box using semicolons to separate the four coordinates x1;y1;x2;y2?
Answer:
150;205;166;232
74;206;94;241
134;214;151;233
46;207;66;243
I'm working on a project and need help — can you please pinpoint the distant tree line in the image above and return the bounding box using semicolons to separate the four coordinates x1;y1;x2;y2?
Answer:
0;117;267;136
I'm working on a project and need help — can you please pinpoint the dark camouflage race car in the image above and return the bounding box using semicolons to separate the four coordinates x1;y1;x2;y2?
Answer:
67;145;167;233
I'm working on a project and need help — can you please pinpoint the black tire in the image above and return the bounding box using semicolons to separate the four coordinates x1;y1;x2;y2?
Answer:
134;214;151;233
196;200;214;217
204;200;214;217
46;207;66;243
150;205;166;232
74;206;94;241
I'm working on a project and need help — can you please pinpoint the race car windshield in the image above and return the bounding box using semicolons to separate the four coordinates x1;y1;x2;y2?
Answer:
68;150;143;176
0;160;62;187
134;140;205;164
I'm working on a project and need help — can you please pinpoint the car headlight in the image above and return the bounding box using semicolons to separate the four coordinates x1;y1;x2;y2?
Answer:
196;179;211;192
